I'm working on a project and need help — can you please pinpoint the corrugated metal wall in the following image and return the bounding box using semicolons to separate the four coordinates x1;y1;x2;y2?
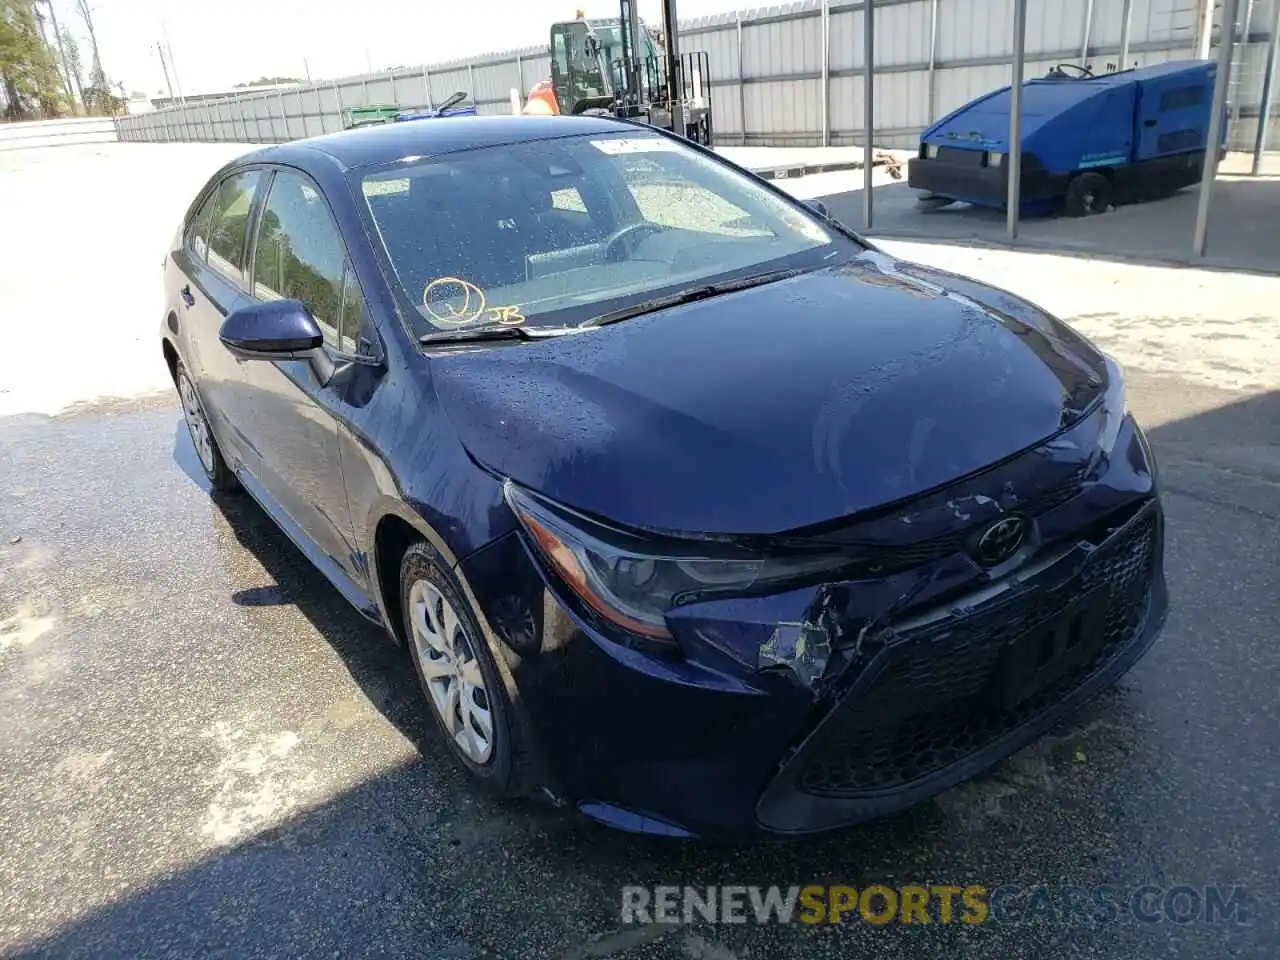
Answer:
116;0;1279;152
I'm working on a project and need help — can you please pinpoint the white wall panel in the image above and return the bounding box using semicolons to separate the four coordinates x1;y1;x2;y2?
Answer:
117;0;1275;151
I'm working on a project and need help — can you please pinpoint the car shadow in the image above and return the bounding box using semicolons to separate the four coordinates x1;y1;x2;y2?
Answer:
170;418;438;756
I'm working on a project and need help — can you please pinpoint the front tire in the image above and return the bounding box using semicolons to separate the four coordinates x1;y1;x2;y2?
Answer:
1063;171;1112;217
399;541;532;797
175;359;237;492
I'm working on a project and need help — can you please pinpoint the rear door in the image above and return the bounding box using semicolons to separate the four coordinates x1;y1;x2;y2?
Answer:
180;169;264;463
232;166;362;577
1135;70;1213;160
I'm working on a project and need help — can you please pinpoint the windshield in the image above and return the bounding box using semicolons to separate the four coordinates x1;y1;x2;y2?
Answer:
357;130;854;337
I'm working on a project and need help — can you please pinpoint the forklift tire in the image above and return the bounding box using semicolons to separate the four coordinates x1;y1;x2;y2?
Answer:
1063;172;1113;217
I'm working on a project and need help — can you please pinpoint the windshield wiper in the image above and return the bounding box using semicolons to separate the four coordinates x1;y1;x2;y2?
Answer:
420;325;584;346
585;267;807;328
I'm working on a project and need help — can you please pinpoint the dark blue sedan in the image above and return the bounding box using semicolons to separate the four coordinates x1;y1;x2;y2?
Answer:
162;115;1167;838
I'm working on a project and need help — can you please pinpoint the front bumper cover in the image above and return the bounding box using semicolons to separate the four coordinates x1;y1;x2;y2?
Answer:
755;498;1167;834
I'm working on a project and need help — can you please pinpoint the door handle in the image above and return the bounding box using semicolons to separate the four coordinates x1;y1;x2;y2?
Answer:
1143;119;1158;128
180;285;196;307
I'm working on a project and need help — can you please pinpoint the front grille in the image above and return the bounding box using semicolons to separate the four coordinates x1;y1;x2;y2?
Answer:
798;511;1156;798
857;466;1088;572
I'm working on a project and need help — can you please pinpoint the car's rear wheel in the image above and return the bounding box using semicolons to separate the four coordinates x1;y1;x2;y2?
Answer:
399;541;532;797
175;359;238;491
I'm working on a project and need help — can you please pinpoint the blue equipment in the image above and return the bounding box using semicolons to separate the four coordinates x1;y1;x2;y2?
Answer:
907;60;1226;217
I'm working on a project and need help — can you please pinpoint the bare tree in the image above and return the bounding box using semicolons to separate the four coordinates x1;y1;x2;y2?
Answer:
40;0;73;106
58;23;80;104
72;0;102;87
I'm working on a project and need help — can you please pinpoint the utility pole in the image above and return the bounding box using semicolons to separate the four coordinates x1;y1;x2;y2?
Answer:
161;20;185;104
157;42;176;104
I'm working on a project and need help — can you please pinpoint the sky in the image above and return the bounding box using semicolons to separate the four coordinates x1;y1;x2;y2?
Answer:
48;0;757;98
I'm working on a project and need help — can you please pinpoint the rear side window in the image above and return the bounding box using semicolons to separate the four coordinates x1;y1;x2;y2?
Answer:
187;189;219;260
252;169;346;347
207;170;262;283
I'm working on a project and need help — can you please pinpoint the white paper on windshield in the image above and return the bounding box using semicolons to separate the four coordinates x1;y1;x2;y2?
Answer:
590;137;680;155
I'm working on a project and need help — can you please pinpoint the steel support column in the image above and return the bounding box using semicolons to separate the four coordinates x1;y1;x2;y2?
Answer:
1081;0;1095;62
927;0;939;121
1008;0;1027;239
821;0;831;146
1118;0;1134;68
737;15;747;144
863;0;875;229
1194;0;1240;257
1253;0;1280;174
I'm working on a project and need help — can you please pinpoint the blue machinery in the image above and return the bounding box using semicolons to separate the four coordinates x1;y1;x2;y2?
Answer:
853;0;1278;260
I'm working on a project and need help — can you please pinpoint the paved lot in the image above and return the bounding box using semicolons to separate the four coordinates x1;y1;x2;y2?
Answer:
2;142;1279;957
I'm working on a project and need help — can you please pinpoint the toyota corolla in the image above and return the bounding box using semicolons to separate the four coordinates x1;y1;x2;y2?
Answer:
161;115;1167;839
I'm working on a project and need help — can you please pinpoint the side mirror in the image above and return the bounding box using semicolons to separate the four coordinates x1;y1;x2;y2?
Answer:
804;198;831;219
219;299;335;385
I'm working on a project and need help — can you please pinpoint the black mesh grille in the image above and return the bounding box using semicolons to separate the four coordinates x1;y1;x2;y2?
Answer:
798;512;1156;798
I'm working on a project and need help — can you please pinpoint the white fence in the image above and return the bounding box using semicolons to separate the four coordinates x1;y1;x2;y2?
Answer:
0;116;118;151
115;0;1279;151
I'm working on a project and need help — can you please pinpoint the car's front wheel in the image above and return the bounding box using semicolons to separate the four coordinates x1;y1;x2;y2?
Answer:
400;541;532;797
175;358;238;492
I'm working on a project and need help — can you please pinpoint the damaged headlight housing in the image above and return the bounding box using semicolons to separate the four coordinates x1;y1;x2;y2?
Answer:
1096;352;1128;454
504;481;852;648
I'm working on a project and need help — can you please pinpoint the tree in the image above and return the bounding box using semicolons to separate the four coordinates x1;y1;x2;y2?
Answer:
71;0;102;87
0;0;67;119
57;23;80;105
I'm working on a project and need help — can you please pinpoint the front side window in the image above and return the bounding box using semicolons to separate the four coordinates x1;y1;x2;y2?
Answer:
357;131;849;339
206;170;262;283
252;170;346;347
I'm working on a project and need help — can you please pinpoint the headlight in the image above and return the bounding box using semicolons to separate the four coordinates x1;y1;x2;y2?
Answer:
504;482;852;647
985;151;1004;167
1097;352;1128;454
924;143;940;159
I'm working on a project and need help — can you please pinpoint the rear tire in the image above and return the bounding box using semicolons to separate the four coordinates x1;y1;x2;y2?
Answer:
174;359;237;492
1063;172;1112;217
399;540;533;798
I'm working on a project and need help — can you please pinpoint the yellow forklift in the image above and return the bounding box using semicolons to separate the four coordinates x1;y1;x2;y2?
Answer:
523;0;713;145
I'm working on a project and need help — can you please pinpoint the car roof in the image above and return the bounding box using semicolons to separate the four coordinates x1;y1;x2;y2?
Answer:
240;115;639;173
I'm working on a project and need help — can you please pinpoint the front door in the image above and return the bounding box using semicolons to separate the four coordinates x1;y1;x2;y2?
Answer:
233;167;360;578
183;169;263;467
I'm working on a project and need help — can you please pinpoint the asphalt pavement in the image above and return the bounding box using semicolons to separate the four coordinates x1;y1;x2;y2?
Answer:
1;367;1277;959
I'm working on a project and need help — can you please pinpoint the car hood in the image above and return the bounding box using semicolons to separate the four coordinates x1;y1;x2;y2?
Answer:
431;250;1106;535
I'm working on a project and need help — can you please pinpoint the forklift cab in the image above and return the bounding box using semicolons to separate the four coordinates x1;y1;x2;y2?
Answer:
549;16;660;114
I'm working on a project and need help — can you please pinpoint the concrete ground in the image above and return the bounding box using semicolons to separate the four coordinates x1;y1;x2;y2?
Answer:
2;142;1279;957
804;151;1280;276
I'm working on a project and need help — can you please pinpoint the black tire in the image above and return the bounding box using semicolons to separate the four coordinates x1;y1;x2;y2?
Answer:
1063;172;1112;217
399;540;533;798
174;358;238;492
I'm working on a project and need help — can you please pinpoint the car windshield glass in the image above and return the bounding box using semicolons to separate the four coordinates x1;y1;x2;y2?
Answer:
356;131;854;336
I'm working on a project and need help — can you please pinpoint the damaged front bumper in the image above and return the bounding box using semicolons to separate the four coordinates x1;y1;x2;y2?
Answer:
460;416;1167;839
754;497;1166;834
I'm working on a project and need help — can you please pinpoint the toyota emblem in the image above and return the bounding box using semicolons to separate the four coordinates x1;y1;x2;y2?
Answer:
975;516;1027;565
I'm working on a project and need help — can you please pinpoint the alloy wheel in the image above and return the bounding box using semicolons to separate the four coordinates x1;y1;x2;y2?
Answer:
408;579;495;764
178;372;215;474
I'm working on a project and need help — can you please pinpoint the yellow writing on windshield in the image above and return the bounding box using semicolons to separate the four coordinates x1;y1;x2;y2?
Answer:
423;277;525;328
